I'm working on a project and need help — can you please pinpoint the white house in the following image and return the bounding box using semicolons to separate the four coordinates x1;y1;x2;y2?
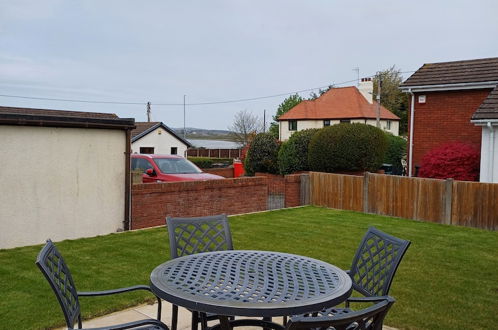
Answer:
0;106;135;249
131;122;192;156
278;78;400;141
471;86;498;183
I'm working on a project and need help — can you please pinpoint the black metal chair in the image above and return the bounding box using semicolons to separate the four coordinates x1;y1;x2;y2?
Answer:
166;214;233;330
36;239;168;330
289;226;410;328
209;297;395;330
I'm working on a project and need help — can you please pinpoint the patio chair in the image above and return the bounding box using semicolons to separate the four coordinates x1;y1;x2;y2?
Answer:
289;226;410;327
36;239;168;330
209;297;395;330
166;214;234;330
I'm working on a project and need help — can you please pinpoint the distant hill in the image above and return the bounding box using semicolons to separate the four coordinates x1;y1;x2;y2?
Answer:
173;127;234;140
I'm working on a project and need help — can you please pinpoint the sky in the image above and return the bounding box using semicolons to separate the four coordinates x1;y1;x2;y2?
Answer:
1;0;498;130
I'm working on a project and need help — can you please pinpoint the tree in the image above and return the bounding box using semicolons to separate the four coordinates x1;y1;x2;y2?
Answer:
269;94;303;139
308;123;388;173
372;66;409;135
278;129;319;174
244;133;280;175
228;110;263;147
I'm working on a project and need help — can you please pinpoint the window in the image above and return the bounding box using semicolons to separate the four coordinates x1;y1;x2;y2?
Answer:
131;158;154;173
288;120;297;131
323;120;330;127
153;158;202;174
171;147;178;155
340;119;351;124
386;120;391;130
140;147;154;154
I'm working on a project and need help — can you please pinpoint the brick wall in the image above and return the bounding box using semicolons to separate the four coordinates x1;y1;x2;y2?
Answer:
255;172;303;207
408;89;490;174
202;167;234;178
131;177;268;229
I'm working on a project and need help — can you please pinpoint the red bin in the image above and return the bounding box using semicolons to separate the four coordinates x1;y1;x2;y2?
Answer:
233;159;244;177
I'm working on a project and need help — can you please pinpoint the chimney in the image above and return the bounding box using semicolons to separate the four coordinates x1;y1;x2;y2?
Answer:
358;77;373;103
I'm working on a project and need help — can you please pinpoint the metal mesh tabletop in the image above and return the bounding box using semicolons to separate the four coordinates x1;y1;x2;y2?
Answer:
150;250;352;317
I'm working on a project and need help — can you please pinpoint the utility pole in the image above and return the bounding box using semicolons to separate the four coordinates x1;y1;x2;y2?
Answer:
146;101;151;122
376;75;381;128
183;95;186;139
263;109;266;132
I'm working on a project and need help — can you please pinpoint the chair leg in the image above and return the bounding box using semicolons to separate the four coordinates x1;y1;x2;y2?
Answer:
192;311;199;330
263;316;271;330
172;304;178;330
200;312;208;330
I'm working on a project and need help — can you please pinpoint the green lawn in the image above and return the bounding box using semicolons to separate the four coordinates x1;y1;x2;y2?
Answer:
1;206;497;329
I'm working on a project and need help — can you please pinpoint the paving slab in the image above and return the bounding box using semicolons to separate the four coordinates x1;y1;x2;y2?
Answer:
56;301;397;329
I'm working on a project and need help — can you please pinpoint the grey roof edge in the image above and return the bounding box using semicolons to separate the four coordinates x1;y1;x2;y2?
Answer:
131;122;192;147
400;81;498;92
0;112;135;129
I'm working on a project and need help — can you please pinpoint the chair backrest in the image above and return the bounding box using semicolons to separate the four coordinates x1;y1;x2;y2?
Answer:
286;297;395;330
166;214;233;259
349;227;411;297
36;239;80;329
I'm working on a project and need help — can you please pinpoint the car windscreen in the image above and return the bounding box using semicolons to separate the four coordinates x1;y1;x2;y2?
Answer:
153;158;202;174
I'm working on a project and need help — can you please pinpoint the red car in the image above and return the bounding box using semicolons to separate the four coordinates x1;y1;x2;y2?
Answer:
131;154;224;183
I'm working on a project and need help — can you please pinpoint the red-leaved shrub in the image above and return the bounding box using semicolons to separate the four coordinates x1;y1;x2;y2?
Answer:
418;142;480;181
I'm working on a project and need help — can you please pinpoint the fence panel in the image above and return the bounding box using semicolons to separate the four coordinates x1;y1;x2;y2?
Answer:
452;181;498;230
310;172;363;211
367;174;447;223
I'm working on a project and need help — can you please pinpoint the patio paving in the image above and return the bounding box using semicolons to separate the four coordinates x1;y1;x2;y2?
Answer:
56;301;397;330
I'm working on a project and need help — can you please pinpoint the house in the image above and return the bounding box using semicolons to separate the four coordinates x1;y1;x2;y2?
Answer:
471;86;498;183
277;78;400;141
131;121;192;156
0;106;135;249
400;57;498;181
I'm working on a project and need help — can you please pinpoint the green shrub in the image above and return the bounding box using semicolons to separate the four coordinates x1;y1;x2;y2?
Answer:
308;123;388;172
188;157;232;169
384;134;407;175
244;133;280;175
278;129;319;174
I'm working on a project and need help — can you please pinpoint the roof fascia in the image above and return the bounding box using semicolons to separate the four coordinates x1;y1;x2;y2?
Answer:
471;119;498;125
0;113;135;129
131;122;192;147
400;81;498;93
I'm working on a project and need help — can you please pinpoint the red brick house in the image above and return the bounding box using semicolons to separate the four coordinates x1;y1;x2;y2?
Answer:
400;57;498;177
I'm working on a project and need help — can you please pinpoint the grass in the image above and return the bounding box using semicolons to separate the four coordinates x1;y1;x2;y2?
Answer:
0;206;497;329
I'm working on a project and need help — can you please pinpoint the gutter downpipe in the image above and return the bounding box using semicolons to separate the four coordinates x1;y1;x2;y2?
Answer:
408;89;415;177
487;122;495;182
124;128;132;231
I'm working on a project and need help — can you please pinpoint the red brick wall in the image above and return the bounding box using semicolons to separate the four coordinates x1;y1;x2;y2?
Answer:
255;172;303;207
408;89;490;174
202;167;234;178
131;177;268;229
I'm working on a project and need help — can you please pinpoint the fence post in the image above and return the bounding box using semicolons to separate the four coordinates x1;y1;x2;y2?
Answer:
300;174;310;205
363;172;370;213
443;178;453;225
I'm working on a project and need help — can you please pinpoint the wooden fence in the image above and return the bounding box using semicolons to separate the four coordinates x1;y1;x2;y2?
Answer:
309;172;498;230
187;148;241;158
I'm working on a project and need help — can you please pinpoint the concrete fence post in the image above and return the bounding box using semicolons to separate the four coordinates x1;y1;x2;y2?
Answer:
444;178;453;225
363;172;370;213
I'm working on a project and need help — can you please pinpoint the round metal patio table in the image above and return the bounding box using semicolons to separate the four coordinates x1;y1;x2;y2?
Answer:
150;250;352;330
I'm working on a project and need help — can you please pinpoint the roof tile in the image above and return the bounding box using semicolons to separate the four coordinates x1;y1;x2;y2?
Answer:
278;87;399;121
472;86;498;120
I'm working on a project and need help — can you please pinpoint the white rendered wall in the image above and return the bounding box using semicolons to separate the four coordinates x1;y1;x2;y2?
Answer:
0;126;126;249
479;125;498;183
279;119;399;141
131;127;188;156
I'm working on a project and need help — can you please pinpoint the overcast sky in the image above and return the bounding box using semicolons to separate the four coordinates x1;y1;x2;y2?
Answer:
1;0;497;130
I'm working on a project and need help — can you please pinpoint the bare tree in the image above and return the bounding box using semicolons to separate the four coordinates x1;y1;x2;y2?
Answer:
228;110;263;147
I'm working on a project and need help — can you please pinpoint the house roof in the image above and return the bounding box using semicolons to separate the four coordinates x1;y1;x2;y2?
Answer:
472;86;498;120
278;87;399;121
0;106;134;129
401;57;498;87
131;121;192;147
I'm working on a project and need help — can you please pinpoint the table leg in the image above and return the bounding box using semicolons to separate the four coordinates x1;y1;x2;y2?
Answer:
218;316;232;330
